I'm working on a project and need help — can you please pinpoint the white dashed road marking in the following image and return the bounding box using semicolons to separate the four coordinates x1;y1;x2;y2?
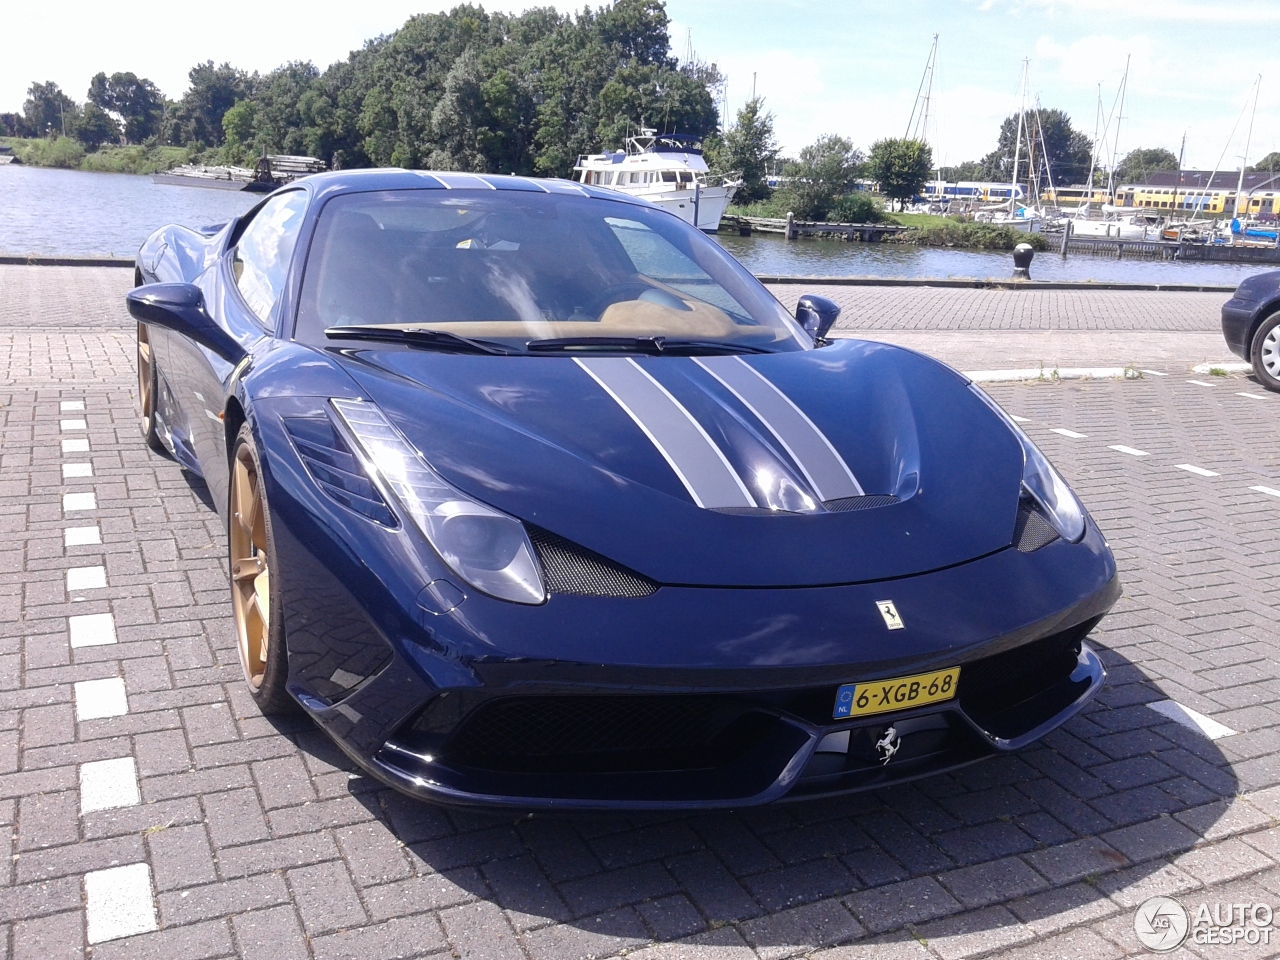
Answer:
1251;485;1280;499
69;613;116;648
1238;392;1269;400
1175;464;1220;478
64;526;101;546
1009;415;1030;423
60;400;85;412
84;863;157;943
67;566;107;591
1050;428;1088;439
61;438;89;453
1186;380;1217;388
1141;369;1169;376
80;757;140;813
62;463;93;479
1148;699;1237;740
60;418;86;431
62;492;96;512
1108;445;1150;457
74;678;128;721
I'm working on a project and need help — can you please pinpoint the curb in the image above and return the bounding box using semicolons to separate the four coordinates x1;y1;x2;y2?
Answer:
0;255;135;268
757;275;1239;293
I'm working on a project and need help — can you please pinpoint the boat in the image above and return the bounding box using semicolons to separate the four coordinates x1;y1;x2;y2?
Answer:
153;155;326;192
0;145;18;166
573;130;740;232
1069;213;1163;240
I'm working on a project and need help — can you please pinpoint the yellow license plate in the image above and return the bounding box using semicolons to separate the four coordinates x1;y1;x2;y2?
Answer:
833;667;960;718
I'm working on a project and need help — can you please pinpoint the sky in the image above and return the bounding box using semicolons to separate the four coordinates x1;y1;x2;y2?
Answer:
5;0;1279;172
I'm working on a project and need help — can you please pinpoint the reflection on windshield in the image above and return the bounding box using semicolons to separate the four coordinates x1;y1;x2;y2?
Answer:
296;190;806;353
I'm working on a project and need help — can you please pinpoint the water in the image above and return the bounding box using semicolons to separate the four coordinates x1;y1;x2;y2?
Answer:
0;164;1265;285
0;165;259;258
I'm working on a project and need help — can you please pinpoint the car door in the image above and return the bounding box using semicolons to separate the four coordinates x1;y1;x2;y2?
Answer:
170;189;309;519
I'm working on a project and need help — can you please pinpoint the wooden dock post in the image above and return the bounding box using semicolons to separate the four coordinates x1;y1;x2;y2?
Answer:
1059;219;1071;256
785;212;795;241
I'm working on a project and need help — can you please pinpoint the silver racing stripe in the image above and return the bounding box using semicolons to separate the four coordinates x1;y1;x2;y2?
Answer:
575;357;756;509
694;356;864;500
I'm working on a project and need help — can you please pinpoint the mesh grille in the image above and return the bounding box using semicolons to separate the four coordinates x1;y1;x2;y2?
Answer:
824;495;900;513
1013;501;1059;552
528;527;659;597
450;696;739;758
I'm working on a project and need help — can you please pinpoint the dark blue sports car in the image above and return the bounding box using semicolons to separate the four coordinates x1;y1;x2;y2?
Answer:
128;169;1119;809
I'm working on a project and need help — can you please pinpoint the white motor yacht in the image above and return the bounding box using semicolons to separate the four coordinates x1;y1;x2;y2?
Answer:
574;130;739;232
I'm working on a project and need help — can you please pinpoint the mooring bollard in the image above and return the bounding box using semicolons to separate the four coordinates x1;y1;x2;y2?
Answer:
1012;242;1034;279
785;211;795;240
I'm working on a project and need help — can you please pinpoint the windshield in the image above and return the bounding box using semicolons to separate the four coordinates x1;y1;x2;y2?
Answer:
295;189;807;353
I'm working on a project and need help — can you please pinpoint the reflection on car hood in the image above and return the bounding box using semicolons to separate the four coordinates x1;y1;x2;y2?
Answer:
335;339;1025;587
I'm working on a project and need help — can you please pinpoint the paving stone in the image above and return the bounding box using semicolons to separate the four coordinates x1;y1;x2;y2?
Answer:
844;876;962;934
231;906;310;960
287;860;368;935
740;898;865;960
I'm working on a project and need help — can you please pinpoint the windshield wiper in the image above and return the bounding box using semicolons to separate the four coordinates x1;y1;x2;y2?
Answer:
324;325;516;356
525;336;771;355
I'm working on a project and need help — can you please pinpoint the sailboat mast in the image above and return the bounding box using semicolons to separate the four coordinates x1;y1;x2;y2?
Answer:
1010;60;1027;211
1235;75;1262;219
1079;84;1102;220
906;35;938;140
1106;56;1130;200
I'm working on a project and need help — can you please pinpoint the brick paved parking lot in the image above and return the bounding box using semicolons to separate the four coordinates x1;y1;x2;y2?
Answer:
6;267;1280;958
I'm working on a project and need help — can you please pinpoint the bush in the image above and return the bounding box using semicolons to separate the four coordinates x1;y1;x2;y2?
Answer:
81;144;188;174
899;221;1048;251
828;193;886;224
13;136;85;169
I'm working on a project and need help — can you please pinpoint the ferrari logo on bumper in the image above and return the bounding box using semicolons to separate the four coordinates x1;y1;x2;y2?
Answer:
876;600;904;630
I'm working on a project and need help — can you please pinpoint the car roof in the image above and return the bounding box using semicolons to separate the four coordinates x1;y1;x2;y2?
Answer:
301;168;652;207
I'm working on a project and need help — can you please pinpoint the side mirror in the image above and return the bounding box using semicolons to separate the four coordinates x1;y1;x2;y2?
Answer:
795;294;841;343
126;283;245;362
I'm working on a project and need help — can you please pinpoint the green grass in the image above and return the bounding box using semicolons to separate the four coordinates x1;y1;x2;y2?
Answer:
1;137;190;174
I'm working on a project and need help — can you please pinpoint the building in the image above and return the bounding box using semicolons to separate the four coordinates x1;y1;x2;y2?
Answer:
1115;170;1280;217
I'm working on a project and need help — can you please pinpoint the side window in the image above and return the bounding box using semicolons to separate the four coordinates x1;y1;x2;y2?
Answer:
233;190;309;324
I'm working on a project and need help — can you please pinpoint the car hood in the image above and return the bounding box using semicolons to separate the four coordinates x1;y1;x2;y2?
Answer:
332;339;1026;587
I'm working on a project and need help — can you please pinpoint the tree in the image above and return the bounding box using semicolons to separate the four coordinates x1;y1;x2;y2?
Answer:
867;137;933;209
87;72;164;143
74;103;121;150
1114;147;1177;185
776;135;864;220
979;108;1092;185
165;61;251;146
1249;151;1280;174
0;113;30;137
938;160;983;182
712;97;778;204
23;81;76;137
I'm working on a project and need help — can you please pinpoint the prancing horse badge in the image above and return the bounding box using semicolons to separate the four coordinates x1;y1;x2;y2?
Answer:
876;600;904;630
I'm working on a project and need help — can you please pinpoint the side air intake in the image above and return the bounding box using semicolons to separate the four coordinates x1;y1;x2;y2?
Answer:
824;495;900;513
527;527;659;598
283;416;397;527
1013;499;1059;552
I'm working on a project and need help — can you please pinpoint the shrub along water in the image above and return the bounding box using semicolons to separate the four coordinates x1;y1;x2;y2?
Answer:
1;137;189;174
895;220;1049;251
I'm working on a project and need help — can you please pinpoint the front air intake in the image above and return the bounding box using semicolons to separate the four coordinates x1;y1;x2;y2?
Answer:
527;526;659;597
1012;498;1059;552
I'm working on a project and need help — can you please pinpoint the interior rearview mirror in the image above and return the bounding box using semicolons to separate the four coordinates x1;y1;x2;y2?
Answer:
795;294;841;344
126;283;245;362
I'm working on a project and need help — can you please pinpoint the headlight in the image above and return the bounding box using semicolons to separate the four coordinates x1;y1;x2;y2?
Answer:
331;398;546;604
968;385;1087;543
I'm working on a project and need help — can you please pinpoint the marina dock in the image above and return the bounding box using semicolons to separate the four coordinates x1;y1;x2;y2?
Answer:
722;214;907;242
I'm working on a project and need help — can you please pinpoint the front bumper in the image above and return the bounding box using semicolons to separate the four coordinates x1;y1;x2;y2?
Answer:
1222;298;1258;360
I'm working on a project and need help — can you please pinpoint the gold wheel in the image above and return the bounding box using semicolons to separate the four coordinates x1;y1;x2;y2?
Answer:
230;442;272;689
137;322;161;447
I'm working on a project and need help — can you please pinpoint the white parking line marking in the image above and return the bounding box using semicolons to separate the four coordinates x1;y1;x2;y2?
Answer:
60;418;87;431
1193;361;1252;374
1141;370;1169;376
62;463;93;479
62;492;96;512
69;613;116;648
1186;380;1217;387
1050;428;1088;439
1148;699;1236;740
1175;464;1220;478
74;678;128;721
80;757;140;813
67;566;107;591
1108;445;1150;457
85;863;157;943
61;438;90;453
1251;485;1280;499
60;400;85;412
65;526;101;546
1238;392;1268;400
1009;415;1030;423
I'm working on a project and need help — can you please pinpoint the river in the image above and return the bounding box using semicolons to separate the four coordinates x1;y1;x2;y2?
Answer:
0;164;1265;285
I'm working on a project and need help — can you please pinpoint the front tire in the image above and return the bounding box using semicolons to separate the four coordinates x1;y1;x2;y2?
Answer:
1251;312;1280;393
137;323;164;452
229;424;293;714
